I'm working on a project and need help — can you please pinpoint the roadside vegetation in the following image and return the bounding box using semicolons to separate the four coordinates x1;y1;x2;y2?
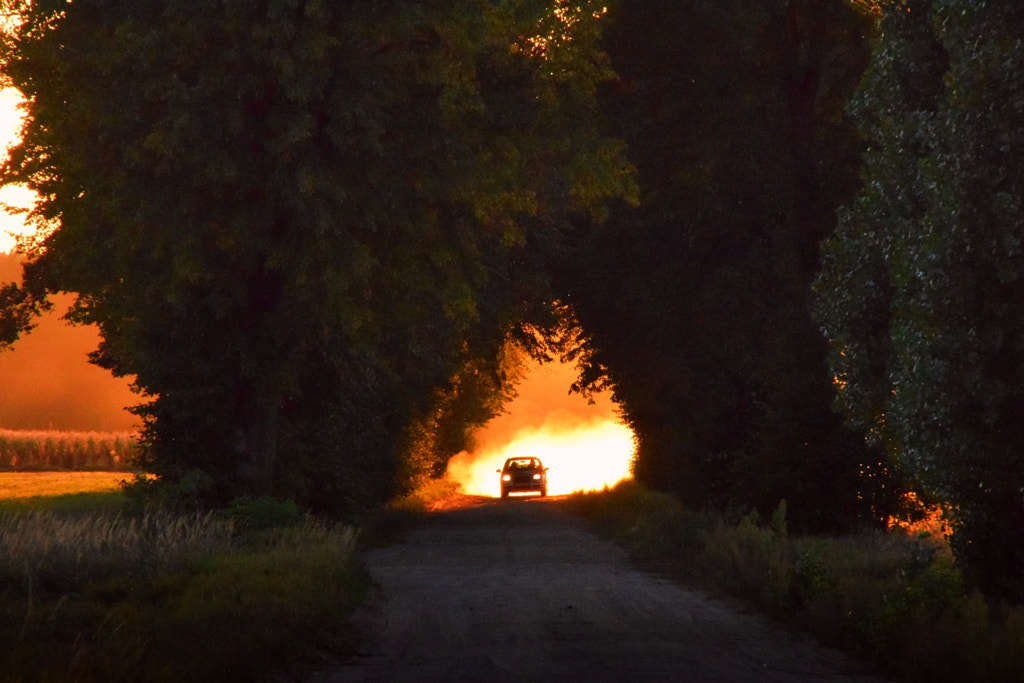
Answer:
0;484;365;682
568;481;1024;683
356;477;463;548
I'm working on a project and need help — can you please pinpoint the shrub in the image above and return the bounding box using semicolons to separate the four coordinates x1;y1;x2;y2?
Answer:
569;481;1024;682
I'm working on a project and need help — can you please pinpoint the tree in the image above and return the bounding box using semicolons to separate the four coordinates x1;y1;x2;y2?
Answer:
0;278;41;350
0;0;633;511
556;0;893;532
816;0;1024;598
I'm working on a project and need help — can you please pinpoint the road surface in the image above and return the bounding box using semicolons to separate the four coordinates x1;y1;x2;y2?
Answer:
305;495;887;682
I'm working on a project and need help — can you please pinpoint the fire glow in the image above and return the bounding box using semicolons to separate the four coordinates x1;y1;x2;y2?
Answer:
446;359;635;497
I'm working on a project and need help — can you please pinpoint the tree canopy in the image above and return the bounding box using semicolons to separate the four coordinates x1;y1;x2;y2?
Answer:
2;0;1023;602
0;0;634;511
553;0;892;533
816;0;1024;598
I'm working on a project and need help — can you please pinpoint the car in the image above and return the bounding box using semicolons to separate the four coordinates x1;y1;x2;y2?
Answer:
497;457;548;498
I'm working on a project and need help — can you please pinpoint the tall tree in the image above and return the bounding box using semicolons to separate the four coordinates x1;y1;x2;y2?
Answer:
0;0;633;511
557;0;891;531
816;0;1024;598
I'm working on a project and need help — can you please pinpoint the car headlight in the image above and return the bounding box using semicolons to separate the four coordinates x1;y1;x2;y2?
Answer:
502;474;511;481
533;473;541;480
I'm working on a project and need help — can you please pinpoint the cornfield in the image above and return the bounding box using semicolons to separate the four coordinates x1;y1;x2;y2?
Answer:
0;429;139;471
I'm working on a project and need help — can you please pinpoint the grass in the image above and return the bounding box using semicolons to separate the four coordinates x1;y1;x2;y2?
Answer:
0;471;133;516
0;471;130;498
0;480;366;682
567;480;1024;683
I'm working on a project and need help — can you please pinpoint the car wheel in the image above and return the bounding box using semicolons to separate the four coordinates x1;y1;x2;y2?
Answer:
540;487;547;497
501;487;509;499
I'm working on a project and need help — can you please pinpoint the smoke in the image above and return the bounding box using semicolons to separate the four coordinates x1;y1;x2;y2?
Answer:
447;358;634;496
0;253;137;431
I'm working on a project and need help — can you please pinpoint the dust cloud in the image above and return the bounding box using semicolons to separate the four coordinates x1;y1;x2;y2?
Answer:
0;253;137;431
447;358;634;497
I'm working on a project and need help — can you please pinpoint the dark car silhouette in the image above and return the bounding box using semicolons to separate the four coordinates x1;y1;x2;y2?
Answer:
497;457;548;498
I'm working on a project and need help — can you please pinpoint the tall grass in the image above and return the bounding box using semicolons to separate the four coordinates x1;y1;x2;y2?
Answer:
569;480;1024;683
0;498;365;682
355;477;462;548
0;429;139;471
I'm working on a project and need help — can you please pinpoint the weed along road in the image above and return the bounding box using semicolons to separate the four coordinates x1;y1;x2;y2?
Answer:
310;496;885;682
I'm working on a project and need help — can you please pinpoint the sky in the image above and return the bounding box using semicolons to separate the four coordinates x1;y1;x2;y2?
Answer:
0;253;138;431
0;89;138;432
0;87;32;254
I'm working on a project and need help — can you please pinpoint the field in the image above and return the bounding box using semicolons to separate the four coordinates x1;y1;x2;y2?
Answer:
0;470;130;497
0;472;366;682
0;471;132;517
0;428;139;471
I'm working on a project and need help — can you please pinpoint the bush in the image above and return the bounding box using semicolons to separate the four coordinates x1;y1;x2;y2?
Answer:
226;495;304;531
568;481;1024;682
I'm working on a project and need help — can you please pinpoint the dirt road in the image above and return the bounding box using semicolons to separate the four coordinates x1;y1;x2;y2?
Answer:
309;495;887;682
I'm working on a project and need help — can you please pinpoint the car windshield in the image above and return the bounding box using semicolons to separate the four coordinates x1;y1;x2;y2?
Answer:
505;458;540;471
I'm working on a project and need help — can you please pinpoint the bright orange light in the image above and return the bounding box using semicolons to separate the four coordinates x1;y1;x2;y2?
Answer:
514;2;608;60
889;491;951;545
448;418;633;497
0;87;36;255
446;357;635;497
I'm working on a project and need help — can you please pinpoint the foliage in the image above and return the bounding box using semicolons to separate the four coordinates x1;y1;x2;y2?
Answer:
815;0;1024;598
0;0;634;513
0;278;43;351
569;481;1024;682
0;495;363;682
226;494;303;531
386;475;461;514
555;0;896;532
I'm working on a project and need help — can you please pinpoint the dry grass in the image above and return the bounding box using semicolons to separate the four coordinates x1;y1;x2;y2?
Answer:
0;487;365;681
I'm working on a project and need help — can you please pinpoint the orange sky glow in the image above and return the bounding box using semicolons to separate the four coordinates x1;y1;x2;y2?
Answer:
0;89;138;432
0;252;138;431
447;359;634;497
